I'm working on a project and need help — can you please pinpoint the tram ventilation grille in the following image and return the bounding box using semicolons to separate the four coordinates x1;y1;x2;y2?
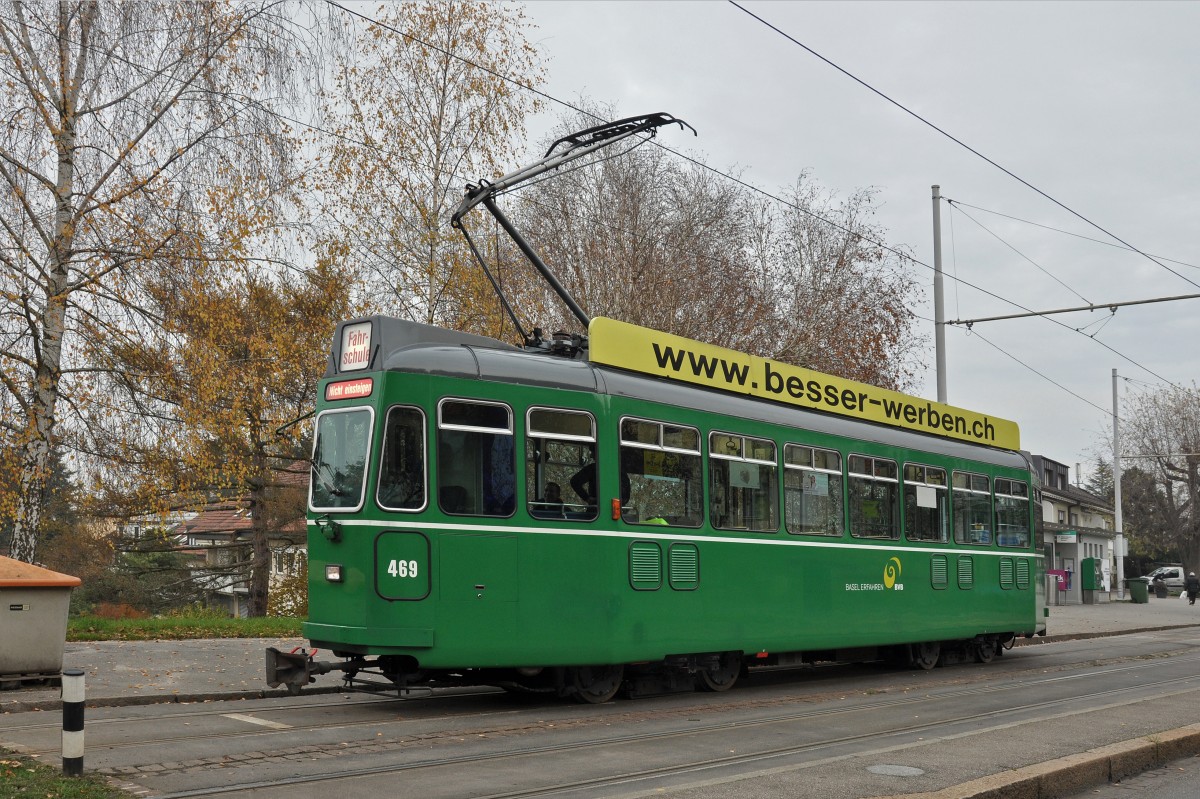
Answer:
629;542;662;590
668;543;699;590
1016;558;1031;589
1000;558;1015;589
930;555;949;589
957;555;975;589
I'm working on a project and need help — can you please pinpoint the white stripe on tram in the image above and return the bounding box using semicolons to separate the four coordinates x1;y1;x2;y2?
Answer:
307;518;1044;560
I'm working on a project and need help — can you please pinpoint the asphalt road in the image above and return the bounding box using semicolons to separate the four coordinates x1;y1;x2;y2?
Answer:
2;621;1199;799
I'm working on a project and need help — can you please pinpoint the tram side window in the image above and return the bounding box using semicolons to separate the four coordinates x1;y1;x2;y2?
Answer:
377;406;426;511
311;407;373;511
903;464;948;542
526;407;597;520
784;445;844;536
848;455;899;539
953;471;992;545
994;478;1030;548
437;400;514;516
619;418;703;527
710;432;778;532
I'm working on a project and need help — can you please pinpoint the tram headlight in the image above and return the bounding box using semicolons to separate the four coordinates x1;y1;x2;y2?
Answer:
325;564;344;583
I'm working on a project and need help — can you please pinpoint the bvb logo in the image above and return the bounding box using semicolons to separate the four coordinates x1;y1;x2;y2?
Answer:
883;557;902;589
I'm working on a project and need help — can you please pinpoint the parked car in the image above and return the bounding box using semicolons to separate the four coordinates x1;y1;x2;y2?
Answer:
1143;565;1185;591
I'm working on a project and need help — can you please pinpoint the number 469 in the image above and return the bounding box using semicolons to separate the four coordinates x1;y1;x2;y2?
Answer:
387;559;418;578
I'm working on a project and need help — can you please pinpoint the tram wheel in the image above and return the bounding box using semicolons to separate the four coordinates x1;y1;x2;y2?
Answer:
911;641;941;670
697;652;742;692
974;637;998;664
571;665;624;704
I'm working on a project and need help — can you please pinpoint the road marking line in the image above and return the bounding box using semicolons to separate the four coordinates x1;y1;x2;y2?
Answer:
222;713;292;730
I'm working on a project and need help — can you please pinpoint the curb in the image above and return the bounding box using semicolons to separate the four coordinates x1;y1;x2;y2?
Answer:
1015;621;1200;647
878;725;1200;799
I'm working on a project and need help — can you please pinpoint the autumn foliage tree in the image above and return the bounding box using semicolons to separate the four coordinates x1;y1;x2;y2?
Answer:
99;259;354;616
0;1;319;563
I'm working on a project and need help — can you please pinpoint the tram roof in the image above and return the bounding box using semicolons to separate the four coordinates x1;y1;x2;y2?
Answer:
326;316;1028;470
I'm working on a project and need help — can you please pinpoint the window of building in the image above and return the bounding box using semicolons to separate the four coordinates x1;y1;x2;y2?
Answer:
953;471;991;545
994;478;1030;548
619;418;702;527
783;445;843;536
710;432;778;532
848;455;899;539
904;464;949;542
377;406;426;511
1058;509;1066;523
272;549;302;577
526;407;597;520
437;399;514;516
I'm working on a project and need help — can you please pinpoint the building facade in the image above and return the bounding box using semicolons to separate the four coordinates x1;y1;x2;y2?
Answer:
1033;456;1116;604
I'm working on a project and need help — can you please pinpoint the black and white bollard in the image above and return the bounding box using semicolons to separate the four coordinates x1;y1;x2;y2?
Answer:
62;668;85;777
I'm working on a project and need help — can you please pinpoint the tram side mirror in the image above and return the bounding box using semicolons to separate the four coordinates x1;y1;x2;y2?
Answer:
316;514;342;542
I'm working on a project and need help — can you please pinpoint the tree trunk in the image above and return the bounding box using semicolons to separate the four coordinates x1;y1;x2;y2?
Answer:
247;456;271;617
249;519;271;617
8;3;84;563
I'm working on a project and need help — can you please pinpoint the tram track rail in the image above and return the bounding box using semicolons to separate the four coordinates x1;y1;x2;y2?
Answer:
137;666;1200;799
6;653;1198;764
7;638;1190;743
2;651;1183;799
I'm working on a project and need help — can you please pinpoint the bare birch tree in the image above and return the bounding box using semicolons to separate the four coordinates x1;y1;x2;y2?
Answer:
0;0;317;563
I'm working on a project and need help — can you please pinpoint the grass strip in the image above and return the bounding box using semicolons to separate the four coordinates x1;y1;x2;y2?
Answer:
1;751;131;798
67;615;302;641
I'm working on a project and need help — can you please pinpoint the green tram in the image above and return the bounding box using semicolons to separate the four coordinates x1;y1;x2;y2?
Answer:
268;314;1046;702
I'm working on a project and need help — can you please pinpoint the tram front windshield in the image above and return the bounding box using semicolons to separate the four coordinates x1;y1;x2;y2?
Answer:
311;408;372;510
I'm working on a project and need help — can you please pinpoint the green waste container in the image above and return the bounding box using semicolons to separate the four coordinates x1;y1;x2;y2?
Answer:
1125;577;1149;604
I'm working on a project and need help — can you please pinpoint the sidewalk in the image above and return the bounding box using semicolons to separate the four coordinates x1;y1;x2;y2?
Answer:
3;596;1198;713
1033;591;1200;638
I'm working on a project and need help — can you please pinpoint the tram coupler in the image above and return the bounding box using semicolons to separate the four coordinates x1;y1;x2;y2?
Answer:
266;646;341;695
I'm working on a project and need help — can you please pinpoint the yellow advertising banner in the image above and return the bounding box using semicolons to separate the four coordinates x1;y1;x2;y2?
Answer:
587;317;1020;451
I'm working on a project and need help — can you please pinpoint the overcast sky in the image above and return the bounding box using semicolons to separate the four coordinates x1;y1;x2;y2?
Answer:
512;0;1200;483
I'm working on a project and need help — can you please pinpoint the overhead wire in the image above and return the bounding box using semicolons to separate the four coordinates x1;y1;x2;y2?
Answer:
310;3;1188;390
324;2;887;258
911;312;1116;419
316;3;1194;455
943;199;1200;272
1120;375;1164;390
18;1;1176;395
1075;312;1115;338
726;0;1200;292
947;202;1091;305
948;199;962;318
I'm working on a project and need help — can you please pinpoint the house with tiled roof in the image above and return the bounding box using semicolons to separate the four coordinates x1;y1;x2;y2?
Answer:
164;464;308;617
177;472;307;617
